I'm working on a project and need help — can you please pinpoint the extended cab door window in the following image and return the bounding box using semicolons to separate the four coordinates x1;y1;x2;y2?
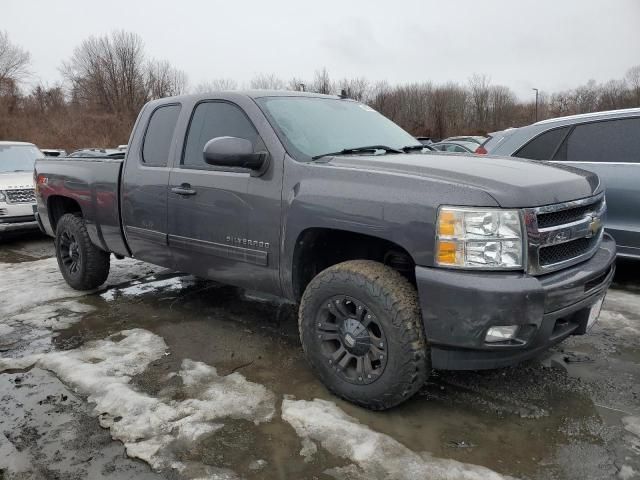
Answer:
121;103;181;268
142;104;182;166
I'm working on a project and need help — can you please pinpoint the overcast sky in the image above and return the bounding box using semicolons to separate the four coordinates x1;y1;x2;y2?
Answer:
4;0;640;99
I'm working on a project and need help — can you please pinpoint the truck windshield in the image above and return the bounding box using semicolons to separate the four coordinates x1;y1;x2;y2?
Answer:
0;145;42;172
256;96;420;161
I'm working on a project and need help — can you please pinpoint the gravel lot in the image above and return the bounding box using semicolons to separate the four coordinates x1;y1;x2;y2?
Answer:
0;232;639;480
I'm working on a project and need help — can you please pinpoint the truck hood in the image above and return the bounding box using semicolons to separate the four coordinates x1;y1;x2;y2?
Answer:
322;153;601;208
0;171;34;190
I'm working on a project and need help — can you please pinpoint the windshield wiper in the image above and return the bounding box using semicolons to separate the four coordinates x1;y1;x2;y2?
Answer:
312;145;403;160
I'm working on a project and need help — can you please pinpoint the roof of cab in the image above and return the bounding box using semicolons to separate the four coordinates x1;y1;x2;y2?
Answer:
152;90;343;105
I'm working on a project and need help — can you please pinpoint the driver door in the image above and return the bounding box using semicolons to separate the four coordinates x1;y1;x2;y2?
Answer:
167;100;269;287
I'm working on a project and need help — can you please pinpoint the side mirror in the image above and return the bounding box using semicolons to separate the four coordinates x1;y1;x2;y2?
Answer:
203;136;267;171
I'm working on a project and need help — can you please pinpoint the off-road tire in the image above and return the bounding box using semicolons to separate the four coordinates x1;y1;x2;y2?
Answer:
55;213;110;290
299;260;430;410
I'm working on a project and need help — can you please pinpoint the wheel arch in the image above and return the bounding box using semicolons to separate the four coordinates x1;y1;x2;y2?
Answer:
47;195;83;232
289;227;416;302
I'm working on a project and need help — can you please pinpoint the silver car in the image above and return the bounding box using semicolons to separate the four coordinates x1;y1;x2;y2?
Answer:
484;108;640;259
0;141;41;234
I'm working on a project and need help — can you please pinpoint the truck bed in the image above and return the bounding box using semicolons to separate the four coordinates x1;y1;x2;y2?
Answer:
34;156;129;256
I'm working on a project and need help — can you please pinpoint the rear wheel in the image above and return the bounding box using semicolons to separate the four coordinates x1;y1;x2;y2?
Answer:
55;213;110;290
299;260;430;410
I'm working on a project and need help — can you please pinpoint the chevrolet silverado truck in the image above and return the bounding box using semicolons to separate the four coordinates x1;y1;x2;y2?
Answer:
34;91;616;410
0;141;42;235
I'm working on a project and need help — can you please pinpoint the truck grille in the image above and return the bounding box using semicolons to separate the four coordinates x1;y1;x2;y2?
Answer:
5;188;36;204
525;193;605;275
536;198;604;229
539;237;597;266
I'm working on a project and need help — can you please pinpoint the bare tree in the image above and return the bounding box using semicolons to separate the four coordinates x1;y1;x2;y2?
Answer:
62;31;148;117
311;67;333;94
146;60;188;99
193;78;238;93
598;79;627;110
249;73;285;90
287;76;307;91
468;74;491;129
337;77;369;101
625;65;640;106
488;85;516;130
0;31;30;92
572;79;599;113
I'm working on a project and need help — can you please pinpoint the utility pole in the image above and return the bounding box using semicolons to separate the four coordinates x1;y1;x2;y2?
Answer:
532;88;539;122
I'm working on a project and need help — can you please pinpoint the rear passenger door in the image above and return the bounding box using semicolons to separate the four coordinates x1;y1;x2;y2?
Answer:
552;118;640;255
121;103;181;267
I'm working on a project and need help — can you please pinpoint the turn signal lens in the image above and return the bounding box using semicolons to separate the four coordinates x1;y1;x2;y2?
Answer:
436;241;459;265
437;210;456;236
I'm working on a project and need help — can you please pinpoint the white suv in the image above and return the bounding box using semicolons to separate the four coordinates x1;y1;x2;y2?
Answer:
0;141;42;233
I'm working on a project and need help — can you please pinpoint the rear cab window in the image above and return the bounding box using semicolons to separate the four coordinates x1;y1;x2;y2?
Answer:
142;104;182;167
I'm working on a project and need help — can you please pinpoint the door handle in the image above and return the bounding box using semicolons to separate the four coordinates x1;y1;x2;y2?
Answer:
171;183;197;196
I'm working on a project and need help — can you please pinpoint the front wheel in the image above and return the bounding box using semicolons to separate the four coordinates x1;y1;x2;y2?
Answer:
55;213;110;290
299;260;430;410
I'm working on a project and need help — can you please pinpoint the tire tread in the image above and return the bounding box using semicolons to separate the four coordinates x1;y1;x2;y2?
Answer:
299;260;430;410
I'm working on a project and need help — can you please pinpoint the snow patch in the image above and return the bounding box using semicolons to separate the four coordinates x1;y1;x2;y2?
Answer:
618;464;637;480
0;256;166;317
100;276;195;301
282;398;513;480
623;416;640;438
0;324;15;336
300;437;318;462
10;300;94;330
597;310;640;338
0;329;276;477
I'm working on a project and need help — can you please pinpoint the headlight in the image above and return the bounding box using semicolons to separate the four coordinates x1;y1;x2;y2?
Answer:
0;191;5;202
436;206;524;269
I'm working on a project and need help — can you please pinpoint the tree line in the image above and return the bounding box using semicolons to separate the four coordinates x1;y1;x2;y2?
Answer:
1;30;639;151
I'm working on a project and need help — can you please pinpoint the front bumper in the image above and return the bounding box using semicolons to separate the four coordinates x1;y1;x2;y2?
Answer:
416;234;616;370
0;202;38;233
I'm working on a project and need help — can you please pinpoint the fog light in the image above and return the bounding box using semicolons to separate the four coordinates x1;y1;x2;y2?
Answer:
485;326;519;343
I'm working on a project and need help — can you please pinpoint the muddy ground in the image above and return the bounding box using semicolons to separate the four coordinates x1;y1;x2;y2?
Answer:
0;231;638;480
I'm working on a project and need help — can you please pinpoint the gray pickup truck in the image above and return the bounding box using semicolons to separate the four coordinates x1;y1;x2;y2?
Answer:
34;91;616;409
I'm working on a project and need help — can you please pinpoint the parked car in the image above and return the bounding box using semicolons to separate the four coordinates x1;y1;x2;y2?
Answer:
444;135;487;145
0;141;41;234
430;141;479;153
41;149;68;157
35;91;615;409
484;108;640;259
416;136;439;145
116;144;128;152
68;148;124;158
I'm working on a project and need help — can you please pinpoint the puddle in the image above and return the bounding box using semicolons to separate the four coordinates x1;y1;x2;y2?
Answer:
0;232;53;263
